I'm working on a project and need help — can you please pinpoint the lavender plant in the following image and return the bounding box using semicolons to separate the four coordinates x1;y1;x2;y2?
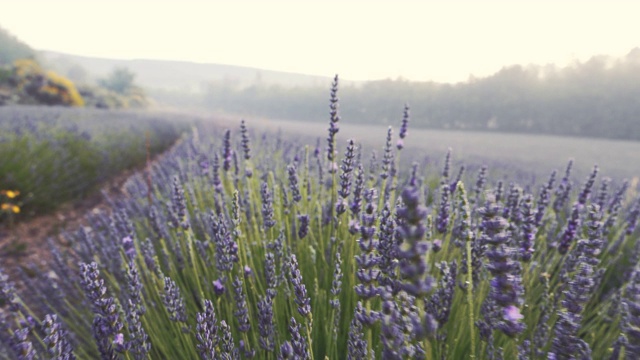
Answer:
0;79;639;360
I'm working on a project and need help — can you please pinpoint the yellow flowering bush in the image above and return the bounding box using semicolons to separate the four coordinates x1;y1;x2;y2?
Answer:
11;59;84;106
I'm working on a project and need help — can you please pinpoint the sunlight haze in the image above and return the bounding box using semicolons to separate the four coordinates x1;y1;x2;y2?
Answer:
0;0;638;83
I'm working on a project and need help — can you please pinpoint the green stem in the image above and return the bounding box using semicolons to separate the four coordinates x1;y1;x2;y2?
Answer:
466;240;476;359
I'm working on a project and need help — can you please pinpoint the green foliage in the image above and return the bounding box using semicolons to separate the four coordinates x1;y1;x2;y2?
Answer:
94;67;149;108
0;106;190;220
99;67;137;94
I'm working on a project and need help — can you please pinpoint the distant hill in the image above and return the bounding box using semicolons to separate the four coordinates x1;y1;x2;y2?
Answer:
0;26;36;64
40;51;354;92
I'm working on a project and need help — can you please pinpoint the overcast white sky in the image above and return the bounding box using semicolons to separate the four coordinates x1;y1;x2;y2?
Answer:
0;0;638;83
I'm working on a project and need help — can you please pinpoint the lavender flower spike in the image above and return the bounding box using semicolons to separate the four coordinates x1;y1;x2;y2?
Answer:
289;254;311;317
327;74;340;168
396;181;433;299
397;103;410;150
195;299;217;360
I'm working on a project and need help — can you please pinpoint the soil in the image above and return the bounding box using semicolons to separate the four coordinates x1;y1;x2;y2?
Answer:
0;166;140;274
0;134;176;282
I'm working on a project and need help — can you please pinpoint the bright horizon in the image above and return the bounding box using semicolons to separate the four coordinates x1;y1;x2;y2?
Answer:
0;0;639;83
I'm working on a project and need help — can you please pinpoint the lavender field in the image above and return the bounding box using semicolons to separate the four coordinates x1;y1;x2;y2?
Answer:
1;77;640;359
247;116;640;182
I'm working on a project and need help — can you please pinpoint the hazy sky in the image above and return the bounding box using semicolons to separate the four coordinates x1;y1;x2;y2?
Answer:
0;0;638;83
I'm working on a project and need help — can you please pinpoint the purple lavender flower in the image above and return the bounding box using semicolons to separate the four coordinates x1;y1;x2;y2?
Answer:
297;214;309;239
289;255;311;317
436;183;451;234
380;127;394;180
577;165;599;206
426;260;458;327
287;164;302;203
535;170;556;227
12;327;35;360
162;277;187;323
519;194;537;261
473;165;488;203
171;176;190;230
0;268;24;315
595;177;610;211
603;180;629;238
288;317;309;359
377;202;397;290
503;184;522;224
222;129;232;172
550;262;595;359
264;252;277;299
397;104;410;150
212;279;225;296
453;181;474;247
557;202;581;255
80;262;124;358
232;276;251;333
337;139;356;216
478;198;525;337
122;236;136;260
42;314;75;360
260;181;277;230
196;299;217;360
449;165;465;194
380;294;404;360
240;119;251;160
355;188;380;300
219;320;237;359
347;315;368;360
349;163;365;218
327;74;340;169
211;214;236;275
553;159;574;212
368;150;379;182
441;148;452;182
278;341;294;360
212;153;222;193
125;261;149;359
494;181;504;204
550;206;603;359
625;198;640;236
396;182;433;300
257;295;275;351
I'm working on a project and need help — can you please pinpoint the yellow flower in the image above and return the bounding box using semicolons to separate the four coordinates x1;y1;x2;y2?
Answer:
5;190;19;199
1;203;20;213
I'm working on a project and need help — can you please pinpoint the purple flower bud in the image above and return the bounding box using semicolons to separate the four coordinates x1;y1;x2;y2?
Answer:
297;214;309;239
113;333;124;346
432;239;442;252
213;279;225;296
244;265;253;278
122;236;135;260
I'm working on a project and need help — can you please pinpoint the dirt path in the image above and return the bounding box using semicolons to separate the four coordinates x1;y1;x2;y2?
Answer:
0;167;139;272
0;134;182;277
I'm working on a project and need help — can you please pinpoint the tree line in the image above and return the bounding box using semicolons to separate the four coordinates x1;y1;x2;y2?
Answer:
202;48;640;141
